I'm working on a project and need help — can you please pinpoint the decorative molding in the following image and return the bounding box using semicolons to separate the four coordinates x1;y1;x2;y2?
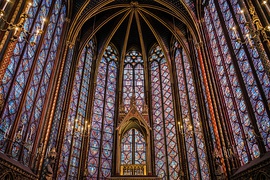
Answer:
0;153;37;179
231;152;270;179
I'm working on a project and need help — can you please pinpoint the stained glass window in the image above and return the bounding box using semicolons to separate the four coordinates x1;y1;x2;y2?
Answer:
87;45;118;179
58;39;95;179
0;0;66;166
204;0;270;165
121;129;133;165
174;44;210;179
43;46;74;178
223;0;270;151
150;45;180;179
121;128;146;165
123;50;144;112
205;1;255;164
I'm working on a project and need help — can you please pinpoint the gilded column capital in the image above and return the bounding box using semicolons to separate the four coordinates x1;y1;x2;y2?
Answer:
65;18;71;23
195;42;203;48
66;41;74;48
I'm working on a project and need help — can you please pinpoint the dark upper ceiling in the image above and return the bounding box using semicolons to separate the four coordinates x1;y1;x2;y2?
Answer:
67;0;201;57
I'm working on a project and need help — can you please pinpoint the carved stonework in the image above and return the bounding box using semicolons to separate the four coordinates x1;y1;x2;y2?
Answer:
231;152;270;180
45;147;57;180
0;93;4;111
118;102;127;124
0;153;37;179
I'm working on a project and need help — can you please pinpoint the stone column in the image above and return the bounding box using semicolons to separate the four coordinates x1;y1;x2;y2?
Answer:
196;43;227;176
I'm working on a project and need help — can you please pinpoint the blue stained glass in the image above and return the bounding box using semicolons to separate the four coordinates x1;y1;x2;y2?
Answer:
218;0;270;152
58;39;95;179
0;0;66;160
87;45;117;179
151;45;180;179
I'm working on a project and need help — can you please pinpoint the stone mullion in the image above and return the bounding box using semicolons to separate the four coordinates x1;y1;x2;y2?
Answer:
147;61;156;175
190;31;221;179
134;9;149;104
169;70;183;179
196;43;227;175
194;24;231;176
157;62;170;180
201;15;230;174
132;129;135;165
197;21;220;179
197;33;231;177
118;11;134;106
96;62;109;180
111;60;120;176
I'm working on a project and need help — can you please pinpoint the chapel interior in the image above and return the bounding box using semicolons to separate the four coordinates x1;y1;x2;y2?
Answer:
0;0;270;179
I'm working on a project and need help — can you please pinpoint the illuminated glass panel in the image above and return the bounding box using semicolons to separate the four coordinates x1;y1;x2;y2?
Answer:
0;0;43;152
20;1;65;165
205;2;251;164
228;0;270;151
46;47;73;178
204;0;265;164
0;0;66;163
88;45;118;179
183;50;210;179
218;0;270;153
58;40;95;179
123;64;133;110
134;129;146;164
123;50;144;112
121;129;146;166
121;129;133;165
150;45;180;179
175;46;210;179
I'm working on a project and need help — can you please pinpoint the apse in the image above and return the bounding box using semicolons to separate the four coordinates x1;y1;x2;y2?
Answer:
0;0;270;180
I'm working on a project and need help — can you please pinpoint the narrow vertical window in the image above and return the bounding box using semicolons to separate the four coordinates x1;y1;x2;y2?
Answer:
58;40;95;179
150;45;180;179
88;45;118;179
123;50;144;112
174;45;210;179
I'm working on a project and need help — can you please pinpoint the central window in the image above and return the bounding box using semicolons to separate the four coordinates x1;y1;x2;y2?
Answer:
120;128;146;175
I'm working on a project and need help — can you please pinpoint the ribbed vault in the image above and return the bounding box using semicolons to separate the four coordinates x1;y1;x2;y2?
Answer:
66;0;203;59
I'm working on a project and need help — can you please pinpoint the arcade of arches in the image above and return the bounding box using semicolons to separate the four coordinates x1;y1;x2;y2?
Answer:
0;0;270;179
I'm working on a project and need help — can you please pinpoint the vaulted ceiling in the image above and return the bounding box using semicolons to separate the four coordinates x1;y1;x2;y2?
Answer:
65;0;207;57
